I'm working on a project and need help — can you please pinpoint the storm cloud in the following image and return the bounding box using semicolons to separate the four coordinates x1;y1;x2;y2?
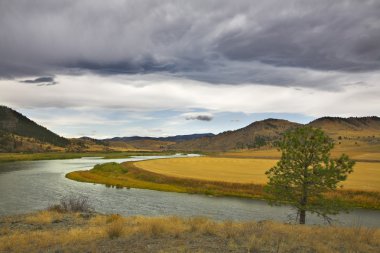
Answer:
1;0;380;90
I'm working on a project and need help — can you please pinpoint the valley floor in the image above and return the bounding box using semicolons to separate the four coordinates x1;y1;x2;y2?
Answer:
1;210;379;253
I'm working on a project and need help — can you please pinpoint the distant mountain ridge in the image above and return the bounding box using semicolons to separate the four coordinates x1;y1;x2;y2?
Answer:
105;133;215;142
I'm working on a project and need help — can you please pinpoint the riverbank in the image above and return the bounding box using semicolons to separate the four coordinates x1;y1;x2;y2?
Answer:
0;151;179;163
66;162;380;210
1;209;379;253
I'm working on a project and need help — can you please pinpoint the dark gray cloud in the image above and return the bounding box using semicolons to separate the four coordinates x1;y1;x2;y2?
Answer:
20;77;57;86
186;115;213;121
1;0;380;89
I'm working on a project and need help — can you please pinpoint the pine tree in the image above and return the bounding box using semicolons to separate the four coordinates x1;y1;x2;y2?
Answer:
265;126;355;224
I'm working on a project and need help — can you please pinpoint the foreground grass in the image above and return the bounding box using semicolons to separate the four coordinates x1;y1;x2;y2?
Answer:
136;157;380;192
0;151;179;163
66;162;380;209
1;210;379;253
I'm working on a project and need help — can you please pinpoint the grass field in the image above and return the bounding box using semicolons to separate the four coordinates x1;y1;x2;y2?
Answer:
2;210;379;253
135;157;276;184
135;157;380;192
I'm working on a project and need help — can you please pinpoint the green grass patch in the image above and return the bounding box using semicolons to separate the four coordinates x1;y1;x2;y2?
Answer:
92;162;129;173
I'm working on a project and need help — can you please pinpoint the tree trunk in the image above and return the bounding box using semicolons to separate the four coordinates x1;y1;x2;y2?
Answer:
299;209;306;224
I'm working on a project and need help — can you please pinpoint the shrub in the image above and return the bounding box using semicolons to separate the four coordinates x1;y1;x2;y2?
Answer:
48;196;92;213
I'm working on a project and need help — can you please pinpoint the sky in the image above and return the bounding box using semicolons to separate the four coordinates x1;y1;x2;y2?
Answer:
1;0;380;138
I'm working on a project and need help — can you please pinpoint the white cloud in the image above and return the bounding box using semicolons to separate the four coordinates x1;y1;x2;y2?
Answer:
1;72;379;119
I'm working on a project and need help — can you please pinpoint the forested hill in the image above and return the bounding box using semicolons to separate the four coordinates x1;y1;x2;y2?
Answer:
0;106;69;147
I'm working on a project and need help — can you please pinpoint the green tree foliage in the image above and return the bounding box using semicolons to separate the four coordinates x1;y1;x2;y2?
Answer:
265;126;355;224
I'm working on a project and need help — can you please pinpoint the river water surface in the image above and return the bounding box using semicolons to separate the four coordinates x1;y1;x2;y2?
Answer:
1;155;379;227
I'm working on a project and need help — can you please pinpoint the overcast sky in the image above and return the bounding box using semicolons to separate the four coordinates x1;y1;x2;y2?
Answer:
1;0;379;138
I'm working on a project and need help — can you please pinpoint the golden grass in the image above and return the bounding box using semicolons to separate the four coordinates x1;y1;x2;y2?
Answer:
342;162;380;191
332;143;380;161
106;215;125;239
220;149;281;159
135;157;380;192
23;210;63;225
136;157;276;184
1;211;380;253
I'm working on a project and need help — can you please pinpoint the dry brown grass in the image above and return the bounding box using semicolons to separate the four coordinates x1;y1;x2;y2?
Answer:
106;215;125;239
23;210;63;225
1;211;379;253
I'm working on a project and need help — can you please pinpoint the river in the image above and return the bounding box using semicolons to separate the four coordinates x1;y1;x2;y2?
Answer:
1;155;379;227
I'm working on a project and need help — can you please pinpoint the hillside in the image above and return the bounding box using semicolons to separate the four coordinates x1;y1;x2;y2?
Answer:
171;119;300;151
0;106;69;152
172;117;380;152
308;116;380;137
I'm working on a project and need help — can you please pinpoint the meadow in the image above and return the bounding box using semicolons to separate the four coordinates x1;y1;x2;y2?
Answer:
136;157;276;184
135;157;380;191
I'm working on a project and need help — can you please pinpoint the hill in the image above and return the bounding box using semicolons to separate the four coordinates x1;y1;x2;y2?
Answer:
308;116;380;136
0;106;69;152
171;117;380;152
171;119;300;152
